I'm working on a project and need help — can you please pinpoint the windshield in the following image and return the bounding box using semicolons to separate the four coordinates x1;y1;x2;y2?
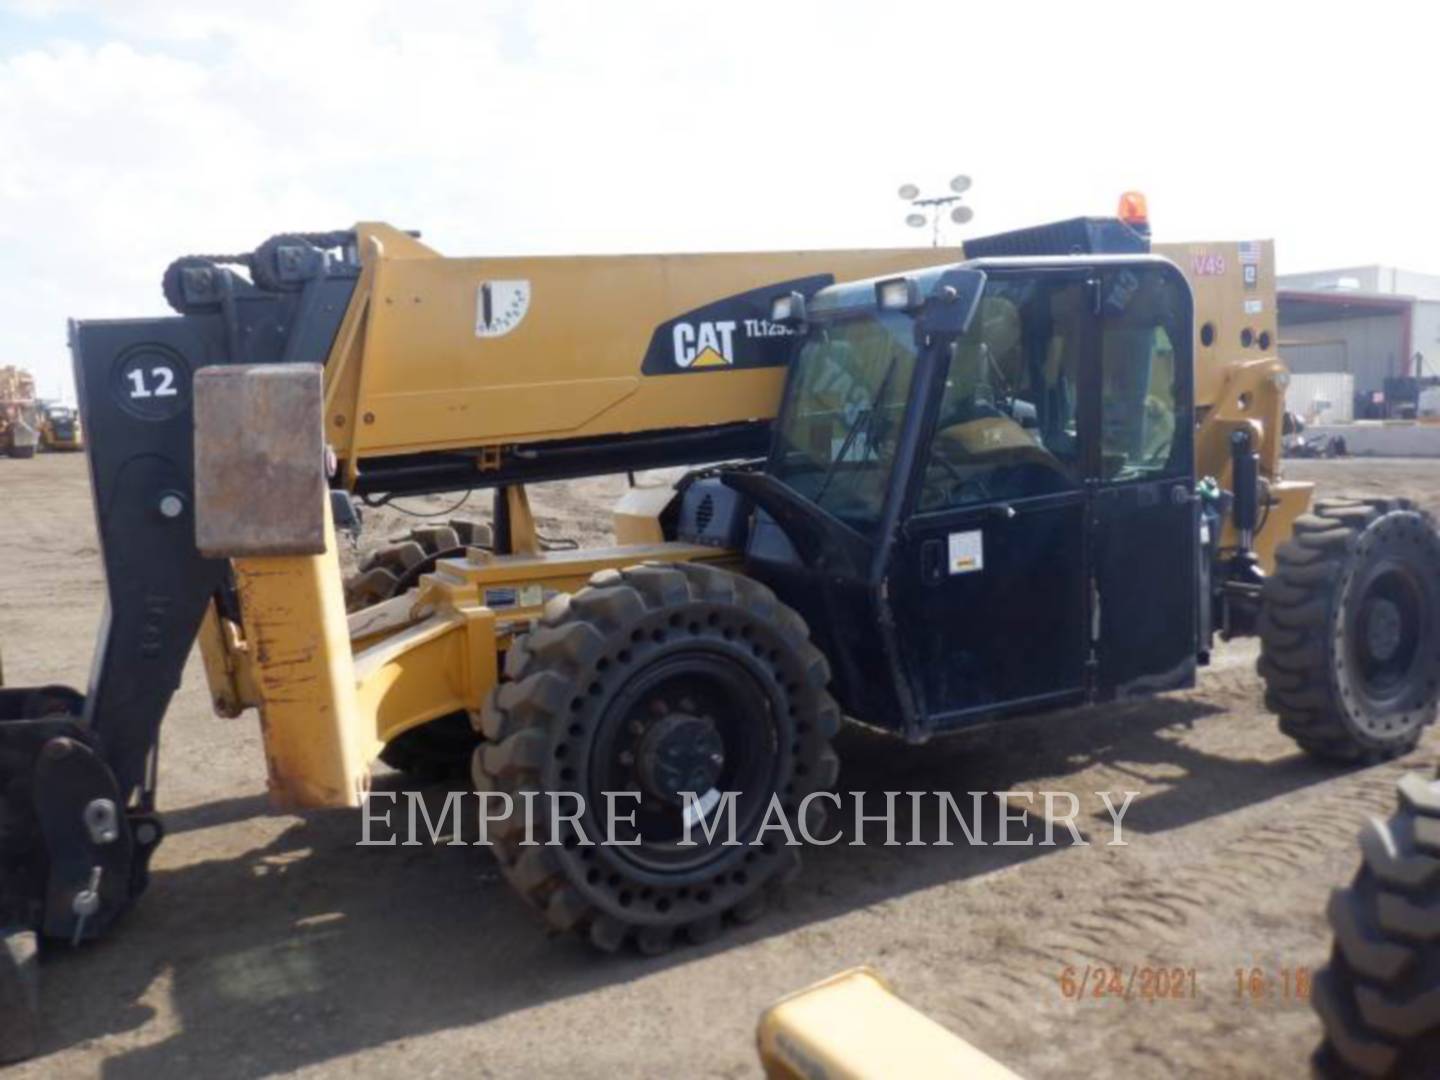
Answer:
770;311;918;535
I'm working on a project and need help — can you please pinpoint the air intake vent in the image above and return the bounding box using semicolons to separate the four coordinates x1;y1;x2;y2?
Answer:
963;217;1149;258
677;477;747;549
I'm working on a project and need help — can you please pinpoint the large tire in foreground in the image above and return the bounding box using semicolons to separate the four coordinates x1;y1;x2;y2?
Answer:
476;562;840;955
1313;772;1440;1076
1259;497;1440;763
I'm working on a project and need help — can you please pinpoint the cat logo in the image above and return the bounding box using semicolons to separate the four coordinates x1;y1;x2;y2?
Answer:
672;320;736;368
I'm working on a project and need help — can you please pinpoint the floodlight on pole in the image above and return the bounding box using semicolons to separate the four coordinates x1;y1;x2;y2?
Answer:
897;175;975;247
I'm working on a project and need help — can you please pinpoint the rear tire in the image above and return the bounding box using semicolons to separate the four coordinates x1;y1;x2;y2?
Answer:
1259;497;1440;763
345;519;492;611
5;445;35;460
350;520;493;778
1313;773;1440;1077
476;562;840;954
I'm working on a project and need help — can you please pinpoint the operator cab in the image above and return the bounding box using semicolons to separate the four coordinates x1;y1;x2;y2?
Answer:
718;254;1197;739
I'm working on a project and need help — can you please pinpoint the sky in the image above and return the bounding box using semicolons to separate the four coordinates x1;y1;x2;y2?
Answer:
3;0;1438;398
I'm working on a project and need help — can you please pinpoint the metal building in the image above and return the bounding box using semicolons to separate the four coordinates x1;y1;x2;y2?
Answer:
1278;266;1440;418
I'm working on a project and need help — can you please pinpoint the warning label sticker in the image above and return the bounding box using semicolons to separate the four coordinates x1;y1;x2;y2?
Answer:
948;530;984;574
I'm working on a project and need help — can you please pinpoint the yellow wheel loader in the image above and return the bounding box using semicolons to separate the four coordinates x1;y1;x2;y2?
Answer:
1;205;1437;1061
37;401;83;452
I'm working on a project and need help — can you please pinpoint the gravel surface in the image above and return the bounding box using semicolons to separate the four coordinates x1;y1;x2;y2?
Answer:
1;454;1436;1079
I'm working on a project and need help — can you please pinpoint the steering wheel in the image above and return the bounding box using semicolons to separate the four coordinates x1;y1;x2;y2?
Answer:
928;454;992;506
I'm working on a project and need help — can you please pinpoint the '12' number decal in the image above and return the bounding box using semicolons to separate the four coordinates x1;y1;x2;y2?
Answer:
125;366;177;399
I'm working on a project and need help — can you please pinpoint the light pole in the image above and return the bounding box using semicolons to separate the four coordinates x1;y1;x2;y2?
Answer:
899;175;974;247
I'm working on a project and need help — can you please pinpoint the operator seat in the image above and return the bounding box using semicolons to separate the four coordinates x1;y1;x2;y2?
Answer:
934;297;1053;470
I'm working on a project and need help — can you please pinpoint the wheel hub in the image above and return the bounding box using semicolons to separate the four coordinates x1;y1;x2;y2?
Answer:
1363;596;1404;664
636;713;725;804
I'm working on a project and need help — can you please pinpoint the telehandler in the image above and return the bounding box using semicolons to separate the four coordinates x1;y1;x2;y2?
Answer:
1;203;1438;1064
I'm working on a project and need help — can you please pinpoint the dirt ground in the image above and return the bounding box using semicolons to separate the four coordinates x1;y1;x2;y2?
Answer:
1;454;1437;1079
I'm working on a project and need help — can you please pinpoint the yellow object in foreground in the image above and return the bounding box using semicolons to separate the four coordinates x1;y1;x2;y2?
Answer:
758;968;1023;1080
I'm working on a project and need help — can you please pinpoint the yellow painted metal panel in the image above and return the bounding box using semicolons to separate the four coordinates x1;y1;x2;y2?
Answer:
757;968;1023;1080
232;504;371;810
330;227;961;460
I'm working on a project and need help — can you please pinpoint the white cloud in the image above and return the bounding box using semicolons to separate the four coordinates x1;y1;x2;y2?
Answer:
2;0;1438;396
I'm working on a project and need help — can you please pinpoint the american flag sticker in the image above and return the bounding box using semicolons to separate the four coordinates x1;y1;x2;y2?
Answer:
1238;241;1262;266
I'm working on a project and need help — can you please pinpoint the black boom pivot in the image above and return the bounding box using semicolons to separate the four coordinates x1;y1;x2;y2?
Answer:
0;234;362;1054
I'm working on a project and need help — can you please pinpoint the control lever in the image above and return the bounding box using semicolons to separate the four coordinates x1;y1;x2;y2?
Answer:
70;866;102;947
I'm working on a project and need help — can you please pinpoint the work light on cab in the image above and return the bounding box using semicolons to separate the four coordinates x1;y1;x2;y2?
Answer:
876;276;921;312
770;290;807;325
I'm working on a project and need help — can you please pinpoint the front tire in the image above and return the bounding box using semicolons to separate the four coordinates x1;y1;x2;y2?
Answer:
1259;497;1440;763
476;562;839;954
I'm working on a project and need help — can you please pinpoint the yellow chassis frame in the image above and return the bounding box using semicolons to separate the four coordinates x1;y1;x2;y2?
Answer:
199;486;729;808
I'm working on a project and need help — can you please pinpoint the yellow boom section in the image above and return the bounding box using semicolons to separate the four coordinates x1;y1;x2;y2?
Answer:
324;223;961;481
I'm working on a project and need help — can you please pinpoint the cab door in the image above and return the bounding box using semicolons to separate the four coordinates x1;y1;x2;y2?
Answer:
1089;264;1198;697
889;272;1094;729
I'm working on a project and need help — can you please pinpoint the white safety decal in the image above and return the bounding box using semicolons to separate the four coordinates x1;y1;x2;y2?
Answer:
948;530;984;575
475;280;531;338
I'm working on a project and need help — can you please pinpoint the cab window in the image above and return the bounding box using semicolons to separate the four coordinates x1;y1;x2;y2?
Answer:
1099;267;1189;480
917;277;1087;511
771;310;919;534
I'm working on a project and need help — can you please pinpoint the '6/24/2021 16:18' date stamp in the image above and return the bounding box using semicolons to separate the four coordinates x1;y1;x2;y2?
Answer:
1057;965;1313;1004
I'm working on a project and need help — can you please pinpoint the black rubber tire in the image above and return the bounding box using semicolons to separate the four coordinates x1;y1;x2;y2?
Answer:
352;520;492;778
1258;497;1440;763
475;561;840;955
5;444;35;460
345;520;492;611
0;928;38;1063
1312;772;1440;1077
